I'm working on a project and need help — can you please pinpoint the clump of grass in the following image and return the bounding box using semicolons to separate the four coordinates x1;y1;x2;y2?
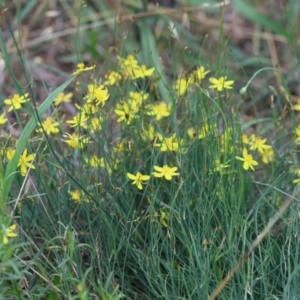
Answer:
1;1;300;299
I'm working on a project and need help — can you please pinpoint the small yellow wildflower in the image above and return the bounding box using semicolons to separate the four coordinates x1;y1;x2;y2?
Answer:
294;125;300;143
53;92;73;106
159;209;169;227
79;103;98;116
36;117;60;135
212;159;230;172
114;102;136;124
71;62;96;75
118;55;155;80
249;134;272;153
293;100;300;111
5;148;15;161
187;127;196;139
0;112;8;125
292;178;300;184
118;55;139;68
260;147;275;164
242;133;249;144
18;149;35;176
84;155;105;168
2;224;17;244
68;189;89;203
152;165;180;180
86;83;109;107
66;113;88;129
4;93;29;111
131;65;155;79
209;76;234;91
146;102;172;120
90;116;104;133
198;123;216;139
127;172;150;190
129;91;149;104
63;132;90;148
174;77;191;96
113;140;128;153
141;125;157;141
236;148;258;171
190;66;210;83
104;71;122;85
155;134;179;152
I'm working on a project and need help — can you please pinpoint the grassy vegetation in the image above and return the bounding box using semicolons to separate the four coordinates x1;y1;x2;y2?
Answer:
0;0;300;299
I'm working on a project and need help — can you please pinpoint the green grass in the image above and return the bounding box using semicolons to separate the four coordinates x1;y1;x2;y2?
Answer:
0;0;300;299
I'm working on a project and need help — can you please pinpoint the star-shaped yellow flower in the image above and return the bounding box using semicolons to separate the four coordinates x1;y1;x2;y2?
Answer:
152;165;180;180
4;93;29;111
3;224;17;244
209;76;234;91
127;172;150;190
17;149;36;176
236;148;258;171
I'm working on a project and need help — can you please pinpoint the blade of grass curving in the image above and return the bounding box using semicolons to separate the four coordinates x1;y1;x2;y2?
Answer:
231;0;292;40
241;117;274;131
137;19;169;98
18;0;38;23
1;77;73;207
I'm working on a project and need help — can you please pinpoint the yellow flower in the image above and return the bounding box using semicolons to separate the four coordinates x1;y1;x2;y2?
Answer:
260;147;275;164
236;148;258;171
104;71;122;85
84;155;105;168
86;83;109;107
5;148;15;161
18;149;35;176
141;125;157;141
174;78;191;96
114;102;136;124
36;117;60;135
209;76;234;91
68;190;89;203
63;132;90;148
242;133;249;144
249;134;272;153
71;62;95;75
293;100;300;111
79;103;98;116
66;113;87;128
155;134;179;152
146;102;172;120
190;66;210;82
0;112;8;125
118;55;139;68
152;165;180;180
2;224;17;244
127;172;150;190
53;92;73;106
118;55;155;80
212;159;230;172
4;93;29;111
187;127;196;139
198;123;216;139
131;65;155;79
129;91;149;104
90;116;104;133
159;209;169;227
294;125;300;143
292;178;300;184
